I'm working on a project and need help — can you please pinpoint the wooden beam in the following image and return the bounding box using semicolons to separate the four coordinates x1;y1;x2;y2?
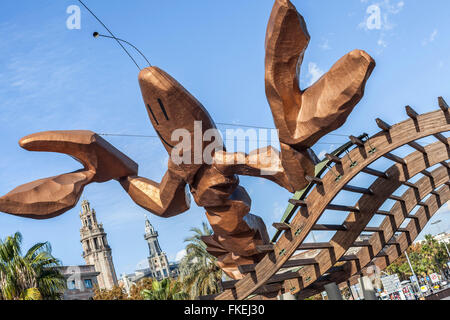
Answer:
362;167;389;179
389;195;405;202
339;255;359;262
298;242;333;250
239;258;318;275
326;204;360;213
376;118;392;131
421;170;434;178
416;202;428;207
384;152;407;165
352;241;372;248
402;181;419;189
312;224;348;231
364;227;383;233
288;199;307;207
408;142;427;154
272;222;291;231
305;175;323;185
376;210;395;217
256;244;275;254
349;135;365;147
283;259;318;268
406;215;420;220
342;185;374;195
325;153;342;164
438;96;449;112
434;133;449;145
406;105;419;119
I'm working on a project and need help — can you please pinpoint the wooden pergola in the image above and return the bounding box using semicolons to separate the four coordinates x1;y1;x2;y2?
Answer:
202;98;450;300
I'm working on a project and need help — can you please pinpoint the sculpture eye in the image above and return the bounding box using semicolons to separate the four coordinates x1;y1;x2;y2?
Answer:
158;99;169;121
146;103;159;125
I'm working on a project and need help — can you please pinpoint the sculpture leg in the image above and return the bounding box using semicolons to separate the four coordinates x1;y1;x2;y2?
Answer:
203;186;269;280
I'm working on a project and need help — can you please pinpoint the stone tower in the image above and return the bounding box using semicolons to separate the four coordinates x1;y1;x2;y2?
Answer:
80;200;118;289
144;215;171;280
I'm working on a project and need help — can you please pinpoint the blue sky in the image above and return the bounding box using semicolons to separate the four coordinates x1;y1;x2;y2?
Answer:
1;0;450;277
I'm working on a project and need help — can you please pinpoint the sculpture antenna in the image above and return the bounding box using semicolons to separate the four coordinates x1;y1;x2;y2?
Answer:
78;0;141;70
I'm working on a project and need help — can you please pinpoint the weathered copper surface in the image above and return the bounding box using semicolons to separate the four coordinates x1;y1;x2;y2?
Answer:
0;0;375;280
0;131;137;219
265;0;375;192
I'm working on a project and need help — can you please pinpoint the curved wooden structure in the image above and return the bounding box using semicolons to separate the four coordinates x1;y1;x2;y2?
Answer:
204;103;450;300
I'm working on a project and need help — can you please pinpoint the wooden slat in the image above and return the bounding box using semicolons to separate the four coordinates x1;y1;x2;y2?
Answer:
352;241;372;248
408;142;427;154
239;258;318;275
389;195;405;202
376;210;395;217
362;167;389;179
349;135;365;147
421;170;434;178
417;202;428;207
397;228;410;233
326;204;360;213
283;259;318;268
438;96;449;112
406;215;420;220
298;242;333;250
325;153;342;164
402;181;419;189
256;244;275;254
364;227;383;233
272;223;291;231
339;255;359;262
376;118;392;131
441;161;450;169
384;152;407;165
238;264;256;274
288;199;307;207
434;133;449;145
305;175;323;185
312;224;347;231
342;185;374;195
406;105;419;119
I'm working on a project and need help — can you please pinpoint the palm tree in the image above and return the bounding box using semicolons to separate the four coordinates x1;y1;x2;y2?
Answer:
178;222;223;299
0;232;66;300
141;278;187;300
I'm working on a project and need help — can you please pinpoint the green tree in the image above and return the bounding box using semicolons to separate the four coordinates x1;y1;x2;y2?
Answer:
178;222;223;299
0;232;66;300
141;278;187;300
387;235;450;280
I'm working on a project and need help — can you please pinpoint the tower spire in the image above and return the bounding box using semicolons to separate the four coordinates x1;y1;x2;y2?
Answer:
80;200;118;289
144;217;170;280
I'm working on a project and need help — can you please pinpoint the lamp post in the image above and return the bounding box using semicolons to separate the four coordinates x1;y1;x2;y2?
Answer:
405;250;423;299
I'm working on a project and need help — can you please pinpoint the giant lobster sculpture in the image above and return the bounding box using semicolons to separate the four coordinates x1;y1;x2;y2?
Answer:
0;0;375;280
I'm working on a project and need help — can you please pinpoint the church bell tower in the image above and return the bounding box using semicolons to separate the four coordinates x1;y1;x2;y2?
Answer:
144;215;171;280
80;200;118;289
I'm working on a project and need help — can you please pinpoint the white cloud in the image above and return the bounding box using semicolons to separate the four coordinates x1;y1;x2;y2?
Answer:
422;29;438;46
307;62;325;86
175;249;187;262
273;201;285;220
319;39;331;51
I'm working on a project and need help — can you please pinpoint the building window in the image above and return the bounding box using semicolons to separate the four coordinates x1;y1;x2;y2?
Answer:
67;280;76;290
84;279;93;289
